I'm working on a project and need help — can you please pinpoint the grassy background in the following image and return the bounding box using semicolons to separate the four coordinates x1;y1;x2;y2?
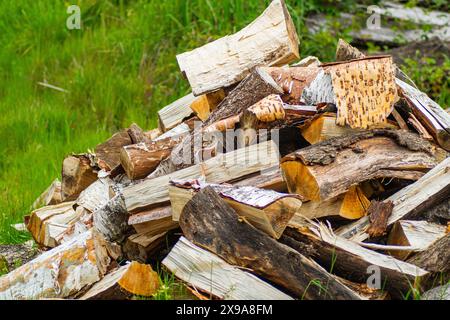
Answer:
0;0;448;244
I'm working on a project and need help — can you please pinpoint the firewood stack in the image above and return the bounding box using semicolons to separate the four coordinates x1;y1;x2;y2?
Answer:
1;0;449;300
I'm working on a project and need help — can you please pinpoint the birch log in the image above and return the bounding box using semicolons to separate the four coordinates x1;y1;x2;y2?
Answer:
336;157;450;242
0;230;115;300
176;0;299;96
93;194;131;243
157;93;195;132
163;237;294;300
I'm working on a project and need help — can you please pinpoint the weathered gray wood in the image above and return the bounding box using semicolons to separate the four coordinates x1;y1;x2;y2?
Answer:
93;194;131;243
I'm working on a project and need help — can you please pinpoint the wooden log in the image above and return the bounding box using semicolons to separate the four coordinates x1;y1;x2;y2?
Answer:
282;225;429;297
407;234;450;279
335;38;365;62
179;187;362;300
27;201;79;247
75;177;112;213
95;130;133;172
126;123;149;144
162;237;294;300
128;206;177;237
123;140;280;213
367;200;395;238
154;122;190;141
122;232;167;263
176;0;299;96
80;261;160;300
231;167;286;192
397;79;450;151
145;128;162;141
120;137;182;180
157;93;195;132
169;181;302;238
31;179;62;210
190;90;225;121
61;154;98;201
240;94;286;130
337;157;450;242
414;197;450;224
387;220;447;260
281;130;438;202
0;230;116;299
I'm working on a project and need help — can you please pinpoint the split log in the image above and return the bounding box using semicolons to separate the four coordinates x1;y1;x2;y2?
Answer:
162;237;294;300
231;167;286;192
128;206;177;237
408;112;434;141
190;90;225;121
176;0;299;96
282;225;429;297
122;140;280;213
157;93;195;132
31;179;62;210
145;128;162;141
95;130;132;172
179;187;362;300
0;230;115;299
281;130;438;202
301;69;335;105
93;194;131;243
367;200;394;238
335;38;365;62
75;177;113;213
240;94;285;130
336;157;450;242
80;261;160;300
407;234;450;279
387;220;447;260
154;122;190;141
61;154;98;201
169;181;302;238
397;79;450;151
414;197;450;224
27;201;79;247
120;137;182;180
122;232;167;263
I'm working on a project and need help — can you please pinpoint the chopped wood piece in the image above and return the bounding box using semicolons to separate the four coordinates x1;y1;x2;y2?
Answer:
415;197;450;224
335;38;365;62
407;234;450;279
123;140;280;213
408;112;434;141
203;67;283;127
95;130;133;172
323;56;398;129
240;94;286;130
176;0;299;96
203;115;241;133
127;123;149;144
128;206;178;237
367;200;394;238
301;69;335;105
179;187;361;300
190;90;225;121
169;181;302;238
93;194;131;243
120;137;182;180
337;157;450;242
231;167;286;192
61;154;98;201
154;122;190;142
31;179;62;210
122;232;167;263
157;93;195;132
387;220;447;260
162;237;294;300
80;261;160;300
397;79;450;150
281;130;438;201
301;113;355;144
27;201;79;247
75;178;112;213
145;128;162;141
0;230;115;299
283;225;429;298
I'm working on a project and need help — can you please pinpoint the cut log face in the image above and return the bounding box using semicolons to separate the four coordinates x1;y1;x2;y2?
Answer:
241;94;286;130
0;230;114;300
128;206;178;237
31;179;62;210
122;140;280;213
157;93;195;132
176;0;299;96
387;220;447;260
283;224;429;297
61;154;98;201
80;261;160;300
95;130;133;172
397;79;450;151
120;137;181;180
123;232;167;263
179;187;361;300
337;157;450;242
126;123;149;144
281;130;438;202
190;90;225;121
169;181;302;238
163;237;293;300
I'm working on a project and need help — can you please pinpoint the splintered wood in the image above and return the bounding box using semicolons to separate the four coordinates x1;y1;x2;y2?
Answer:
325;56;398;129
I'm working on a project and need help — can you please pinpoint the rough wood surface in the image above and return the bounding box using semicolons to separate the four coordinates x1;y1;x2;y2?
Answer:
190;90;225;121
75;177;112;213
179;187;361;300
123;232;167;263
95;130;133;172
163;237;294;300
93;194;130;243
0;230;115;299
80;261;160;300
157;93;195;132
281;130;438;201
367;200;394;238
336;157;450;242
126;123;149;144
335;38;365;62
422;284;450;300
123;140;280;213
61;154;98;201
176;0;299;96
240;94;286;130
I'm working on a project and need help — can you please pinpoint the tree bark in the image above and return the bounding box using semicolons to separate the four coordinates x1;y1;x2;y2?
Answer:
367;200;395;238
61;154;98;201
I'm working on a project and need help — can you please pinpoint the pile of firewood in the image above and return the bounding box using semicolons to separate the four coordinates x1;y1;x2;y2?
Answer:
1;0;449;300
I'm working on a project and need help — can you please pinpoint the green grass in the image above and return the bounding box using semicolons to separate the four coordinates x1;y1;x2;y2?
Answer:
0;0;448;244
